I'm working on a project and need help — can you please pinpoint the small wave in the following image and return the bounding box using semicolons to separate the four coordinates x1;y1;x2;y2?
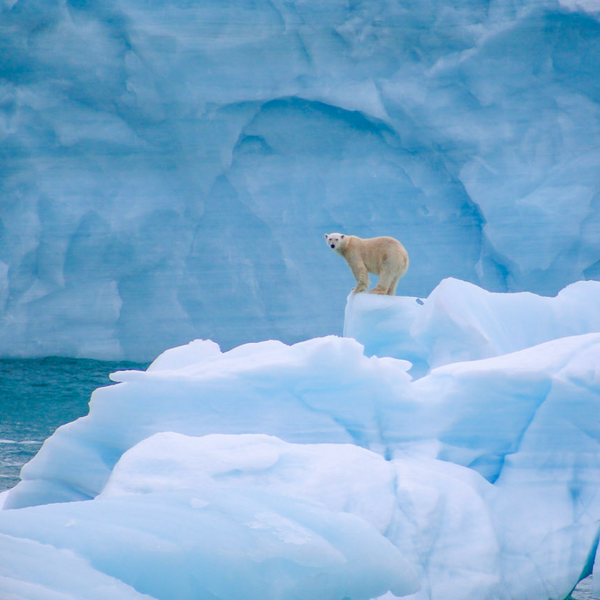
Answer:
0;439;42;445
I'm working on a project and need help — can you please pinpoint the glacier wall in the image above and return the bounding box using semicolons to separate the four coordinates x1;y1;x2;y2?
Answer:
1;0;600;360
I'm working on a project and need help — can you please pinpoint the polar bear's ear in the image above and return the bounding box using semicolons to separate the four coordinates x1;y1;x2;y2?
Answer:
324;233;329;239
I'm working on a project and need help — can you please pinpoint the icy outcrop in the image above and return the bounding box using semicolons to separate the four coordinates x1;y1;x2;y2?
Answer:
2;280;600;600
344;277;600;375
1;0;600;359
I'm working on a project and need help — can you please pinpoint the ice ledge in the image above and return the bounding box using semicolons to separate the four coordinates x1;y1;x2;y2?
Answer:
344;277;600;376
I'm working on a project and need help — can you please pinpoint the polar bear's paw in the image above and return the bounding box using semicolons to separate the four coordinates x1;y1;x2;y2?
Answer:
368;286;389;295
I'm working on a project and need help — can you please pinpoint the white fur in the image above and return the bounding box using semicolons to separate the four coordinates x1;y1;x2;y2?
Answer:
325;233;409;295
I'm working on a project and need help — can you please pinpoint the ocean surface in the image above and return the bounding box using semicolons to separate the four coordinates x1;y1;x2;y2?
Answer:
571;576;596;600
0;357;147;492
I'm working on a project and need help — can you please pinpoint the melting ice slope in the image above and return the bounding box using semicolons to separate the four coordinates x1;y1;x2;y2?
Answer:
2;278;600;600
2;0;600;360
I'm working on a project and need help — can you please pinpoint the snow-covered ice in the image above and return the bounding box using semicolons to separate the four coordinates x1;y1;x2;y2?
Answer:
2;278;600;600
1;0;600;360
345;277;600;375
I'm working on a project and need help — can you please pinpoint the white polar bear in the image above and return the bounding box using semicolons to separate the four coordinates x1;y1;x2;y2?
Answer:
324;233;409;295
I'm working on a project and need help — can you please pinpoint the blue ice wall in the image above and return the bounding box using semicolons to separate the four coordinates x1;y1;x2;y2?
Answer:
1;0;599;360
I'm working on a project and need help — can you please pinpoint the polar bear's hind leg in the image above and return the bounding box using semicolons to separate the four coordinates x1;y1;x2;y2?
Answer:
387;273;401;295
370;266;395;295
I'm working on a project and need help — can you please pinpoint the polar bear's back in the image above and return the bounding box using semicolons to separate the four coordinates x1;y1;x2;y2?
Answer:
345;235;408;275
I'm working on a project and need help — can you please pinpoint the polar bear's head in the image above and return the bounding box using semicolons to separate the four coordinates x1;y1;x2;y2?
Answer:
324;233;346;254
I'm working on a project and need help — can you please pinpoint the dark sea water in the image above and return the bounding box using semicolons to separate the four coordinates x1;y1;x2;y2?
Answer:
570;576;596;600
0;357;148;492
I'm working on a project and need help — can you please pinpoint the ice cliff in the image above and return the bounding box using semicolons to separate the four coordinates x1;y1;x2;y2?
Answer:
2;278;600;600
1;0;600;360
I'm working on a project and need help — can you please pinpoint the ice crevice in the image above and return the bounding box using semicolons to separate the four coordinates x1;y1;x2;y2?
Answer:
288;388;358;444
491;383;554;484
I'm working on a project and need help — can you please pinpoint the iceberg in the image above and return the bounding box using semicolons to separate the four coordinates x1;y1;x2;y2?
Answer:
1;0;600;360
2;278;600;600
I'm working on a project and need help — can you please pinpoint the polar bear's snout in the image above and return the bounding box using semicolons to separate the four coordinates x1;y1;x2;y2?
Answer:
325;233;345;252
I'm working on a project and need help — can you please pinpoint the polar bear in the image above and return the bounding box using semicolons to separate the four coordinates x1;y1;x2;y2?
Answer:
324;233;409;295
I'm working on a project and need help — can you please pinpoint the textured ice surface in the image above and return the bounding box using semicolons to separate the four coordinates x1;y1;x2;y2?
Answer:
345;278;600;375
1;481;420;600
2;280;600;600
0;533;152;600
1;0;600;360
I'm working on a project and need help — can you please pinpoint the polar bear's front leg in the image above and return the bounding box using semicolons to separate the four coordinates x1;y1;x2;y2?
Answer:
349;263;369;294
